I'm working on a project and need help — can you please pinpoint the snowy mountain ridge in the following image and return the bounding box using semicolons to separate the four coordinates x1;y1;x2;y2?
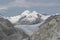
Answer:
6;10;51;24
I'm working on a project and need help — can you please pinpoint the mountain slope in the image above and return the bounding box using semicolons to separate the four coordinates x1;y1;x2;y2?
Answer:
30;15;60;40
0;17;29;40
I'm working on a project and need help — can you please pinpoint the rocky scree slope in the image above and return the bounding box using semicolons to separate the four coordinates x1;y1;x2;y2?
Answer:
30;15;60;40
0;17;29;40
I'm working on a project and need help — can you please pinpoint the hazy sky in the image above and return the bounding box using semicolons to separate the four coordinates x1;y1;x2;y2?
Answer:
0;0;60;16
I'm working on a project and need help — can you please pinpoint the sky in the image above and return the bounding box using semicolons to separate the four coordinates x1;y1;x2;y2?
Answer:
0;0;60;16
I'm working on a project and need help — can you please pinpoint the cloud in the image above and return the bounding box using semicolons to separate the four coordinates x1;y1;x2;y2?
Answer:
0;7;7;10
0;0;60;9
7;15;21;24
10;0;60;7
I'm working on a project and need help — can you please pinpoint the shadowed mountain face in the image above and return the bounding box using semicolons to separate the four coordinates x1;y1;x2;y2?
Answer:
30;15;60;40
0;17;29;40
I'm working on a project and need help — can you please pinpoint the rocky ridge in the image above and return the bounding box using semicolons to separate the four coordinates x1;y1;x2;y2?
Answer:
0;17;29;40
30;15;60;40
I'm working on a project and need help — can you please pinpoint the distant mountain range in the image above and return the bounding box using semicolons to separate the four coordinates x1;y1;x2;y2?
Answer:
6;10;50;25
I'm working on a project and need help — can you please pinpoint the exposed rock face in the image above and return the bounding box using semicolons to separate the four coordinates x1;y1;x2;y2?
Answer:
30;15;60;40
0;17;29;40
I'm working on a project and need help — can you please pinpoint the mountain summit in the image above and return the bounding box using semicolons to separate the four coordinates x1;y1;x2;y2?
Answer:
21;10;30;16
16;10;43;25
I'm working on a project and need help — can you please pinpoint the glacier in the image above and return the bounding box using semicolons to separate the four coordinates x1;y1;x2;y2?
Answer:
6;10;51;36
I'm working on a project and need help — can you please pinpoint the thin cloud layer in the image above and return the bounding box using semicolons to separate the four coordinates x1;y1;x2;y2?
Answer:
0;0;60;9
10;0;60;7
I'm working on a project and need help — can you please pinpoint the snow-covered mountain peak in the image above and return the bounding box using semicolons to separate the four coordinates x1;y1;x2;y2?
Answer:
21;10;30;16
16;10;43;25
6;10;51;25
26;11;39;17
32;11;38;14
